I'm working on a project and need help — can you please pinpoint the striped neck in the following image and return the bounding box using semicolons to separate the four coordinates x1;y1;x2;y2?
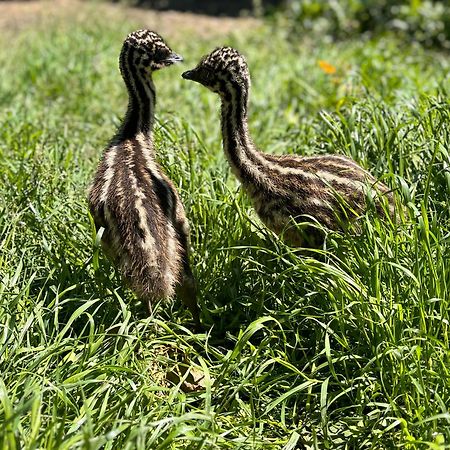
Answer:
220;83;267;186
117;47;156;140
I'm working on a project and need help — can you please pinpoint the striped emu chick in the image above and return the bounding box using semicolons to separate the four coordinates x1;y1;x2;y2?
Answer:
183;48;394;246
89;30;199;326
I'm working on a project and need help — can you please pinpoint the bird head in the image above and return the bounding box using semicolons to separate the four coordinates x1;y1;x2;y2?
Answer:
120;30;182;76
182;47;250;95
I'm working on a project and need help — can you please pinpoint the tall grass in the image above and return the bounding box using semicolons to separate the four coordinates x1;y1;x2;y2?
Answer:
0;4;449;448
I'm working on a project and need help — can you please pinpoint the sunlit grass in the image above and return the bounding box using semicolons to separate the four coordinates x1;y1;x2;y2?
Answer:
0;4;449;449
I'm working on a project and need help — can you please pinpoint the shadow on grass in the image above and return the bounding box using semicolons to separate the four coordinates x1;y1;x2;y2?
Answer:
193;229;321;346
25;249;150;341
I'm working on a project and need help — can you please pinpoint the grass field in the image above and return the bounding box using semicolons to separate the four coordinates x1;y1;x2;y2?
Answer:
0;1;449;448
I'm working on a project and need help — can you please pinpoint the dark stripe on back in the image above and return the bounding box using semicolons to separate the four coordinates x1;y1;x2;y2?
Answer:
129;138;168;269
172;215;190;272
148;170;176;219
263;154;365;181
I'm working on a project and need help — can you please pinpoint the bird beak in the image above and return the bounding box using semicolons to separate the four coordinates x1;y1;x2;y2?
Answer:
181;69;196;80
182;67;210;84
163;52;183;65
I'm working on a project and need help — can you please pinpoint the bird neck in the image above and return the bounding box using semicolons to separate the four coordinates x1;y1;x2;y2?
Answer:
220;83;266;186
117;51;156;141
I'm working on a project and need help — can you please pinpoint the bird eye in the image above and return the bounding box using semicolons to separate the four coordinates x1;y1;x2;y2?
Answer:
154;48;167;62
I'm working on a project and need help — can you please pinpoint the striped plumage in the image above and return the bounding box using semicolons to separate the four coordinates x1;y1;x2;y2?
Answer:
182;47;395;246
88;30;199;326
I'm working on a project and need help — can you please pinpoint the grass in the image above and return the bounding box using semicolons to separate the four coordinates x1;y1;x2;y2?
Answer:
0;2;449;448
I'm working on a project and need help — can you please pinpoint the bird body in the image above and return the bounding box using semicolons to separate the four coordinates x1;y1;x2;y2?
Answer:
89;30;199;324
183;47;394;246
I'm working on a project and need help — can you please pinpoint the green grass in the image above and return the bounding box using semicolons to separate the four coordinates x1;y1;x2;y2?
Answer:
1;4;450;449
